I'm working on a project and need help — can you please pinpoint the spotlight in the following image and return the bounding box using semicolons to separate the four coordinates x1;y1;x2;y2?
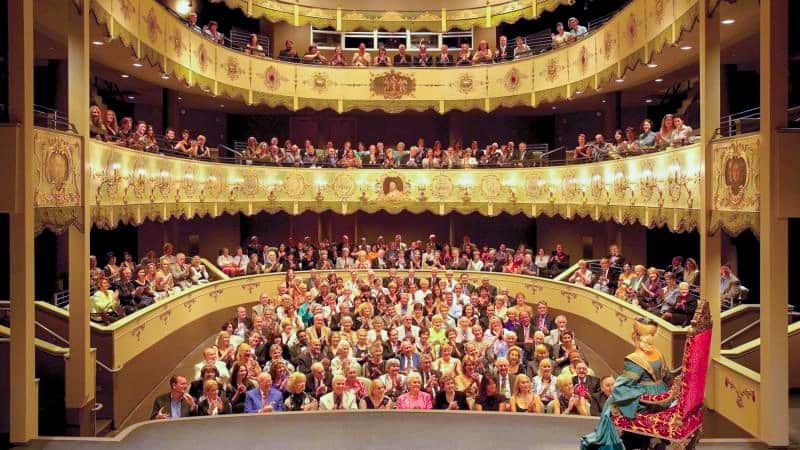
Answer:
127;95;135;100
615;78;625;83
679;45;692;51
721;19;735;25
654;78;664;83
132;62;144;68
120;74;130;78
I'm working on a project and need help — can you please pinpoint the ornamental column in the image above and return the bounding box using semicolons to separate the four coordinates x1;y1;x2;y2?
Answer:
758;0;789;446
7;0;37;443
65;0;96;436
698;0;722;404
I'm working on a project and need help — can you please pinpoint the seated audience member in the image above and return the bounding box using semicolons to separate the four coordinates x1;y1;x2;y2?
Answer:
374;46;391;66
244;33;265;57
434;374;470;410
567;17;588;40
590;376;614;416
378;359;407;401
91;277;122;323
245;372;283;413
397;372;433;410
302;45;327;65
360;378;394;409
495;35;513;62
589;133;613;160
533;359;558;406
229;363;254;413
568;260;594;287
472;40;494;64
607;244;626;267
664;256;685;281
619;126;639;155
509;374;544;413
552;22;571;48
615;263;635;299
89;105;107;139
194;347;231;383
436;45;453;66
151;375;196;419
190;256;211;284
573;133;593;160
319;375;359;410
720;264;741;304
635;119;657;150
608;129;625;159
571;362;600;399
415;44;433;67
284;372;318;411
655;114;675;149
551;375;589;415
671;116;694;146
329;45;347;66
170;253;193;290
186;12;201;33
352;43;371;67
393;44;412;67
634;267;662;311
456;43;472;66
474;373;509;411
548;244;570;276
278;39;299;62
593;258;617;293
513;36;531;59
196;380;232;416
103;109;119;140
194;134;210;159
684;257;701;288
203;20;225;45
173;129;192;155
661;282;697;326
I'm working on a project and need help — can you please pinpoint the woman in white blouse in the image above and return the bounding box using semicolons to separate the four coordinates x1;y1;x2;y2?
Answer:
534;248;550;272
533;358;558;407
190;256;210;284
467;250;484;271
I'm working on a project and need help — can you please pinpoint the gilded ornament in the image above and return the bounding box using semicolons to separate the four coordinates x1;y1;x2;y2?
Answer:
431;175;454;199
311;72;329;93
225;56;244;81
526;177;548;198
197;44;210;72
504;68;521;91
713;135;759;211
456;74;474;94
370;70;416;100
145;7;161;43
169;26;185;57
545;58;561;82
283;173;307;197
34;131;81;207
332;174;356;199
480;175;502;200
263;66;281;91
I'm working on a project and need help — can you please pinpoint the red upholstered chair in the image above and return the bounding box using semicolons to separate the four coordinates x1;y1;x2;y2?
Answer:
611;298;712;450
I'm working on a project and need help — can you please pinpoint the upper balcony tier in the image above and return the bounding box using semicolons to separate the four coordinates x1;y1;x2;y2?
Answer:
207;0;574;31
60;0;761;114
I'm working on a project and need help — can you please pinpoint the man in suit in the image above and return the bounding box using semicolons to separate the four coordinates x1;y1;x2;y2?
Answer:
590;376;614;416
307;314;331;346
396;315;420;341
230;306;253;339
189;364;220;400
548;244;571;275
382;328;402;360
393;44;412;66
193;347;231;384
306;362;333;399
319;375;359;410
492;357;514;399
477;276;498;298
245;372;284;413
664;256;684;282
383;267;400;288
532;301;556;335
606;244;626;268
513;311;537;348
296;338;327;376
572;362;601;400
418;355;442;398
436;45;453;66
720;264;741;304
402;269;420;291
151;375;196;419
592;257;619;294
289;329;310;365
495;35;513;62
458;273;475;295
397;340;420;374
251;293;272;320
428;267;442;291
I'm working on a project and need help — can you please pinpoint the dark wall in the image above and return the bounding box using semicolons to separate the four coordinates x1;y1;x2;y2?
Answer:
645;226;700;269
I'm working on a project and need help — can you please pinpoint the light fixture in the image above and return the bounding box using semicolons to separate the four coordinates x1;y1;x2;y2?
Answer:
721;19;735;25
574;90;582;95
127;95;135;100
177;96;183;101
654;78;664;83
615;78;625;83
647;63;658;68
220;104;225;108
679;45;692;51
132;62;143;68
92;40;105;46
120;73;130;78
601;99;607;103
161;73;170;79
645;99;653;103
551;106;557;110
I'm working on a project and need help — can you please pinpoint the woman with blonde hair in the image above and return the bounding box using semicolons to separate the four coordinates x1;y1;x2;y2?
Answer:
533;358;558;407
510;374;544;413
89;105;107;138
455;354;481;400
215;331;236;367
283;372;318;411
235;343;261;382
433;342;461;377
360;377;393;409
196;379;232;415
552;375;589;415
103;109;119;138
507;345;524;375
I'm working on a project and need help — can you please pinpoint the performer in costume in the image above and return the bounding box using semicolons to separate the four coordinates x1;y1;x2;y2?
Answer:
581;317;671;450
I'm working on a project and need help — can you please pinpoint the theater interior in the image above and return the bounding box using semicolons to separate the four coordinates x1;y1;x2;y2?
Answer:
1;0;799;448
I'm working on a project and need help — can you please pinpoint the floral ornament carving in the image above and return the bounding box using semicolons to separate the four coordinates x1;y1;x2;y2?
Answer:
200;169;224;200
544;58;561;82
504;68;521;91
627;12;640;41
124;159;148;204
724;377;756;408
179;168;197;199
612;166;631;200
370;70;416;100
590;173;606;200
526;176;548;198
577;45;590;75
561;170;580;200
224;56;245;81
117;0;135;20
431;175;454;199
169;26;186;57
332;174;356;199
713;135;760;211
456;73;474;94
241;169;261;197
480;175;502;200
601;30;617;61
653;0;665;24
33;130;81;207
311;72;329;94
263;66;281;91
145;7;162;43
283;173;307;198
196;44;210;72
638;161;658;202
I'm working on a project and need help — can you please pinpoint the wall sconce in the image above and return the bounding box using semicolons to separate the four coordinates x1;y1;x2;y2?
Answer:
666;162;695;202
458;182;471;202
123;167;148;205
315;180;327;202
150;170;172;203
590;174;607;202
638;168;658;203
502;180;518;203
94;161;123;205
228;177;244;203
198;175;217;202
266;181;279;202
177;171;196;201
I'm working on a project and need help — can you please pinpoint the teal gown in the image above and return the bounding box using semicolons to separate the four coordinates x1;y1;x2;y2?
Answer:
580;355;670;450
